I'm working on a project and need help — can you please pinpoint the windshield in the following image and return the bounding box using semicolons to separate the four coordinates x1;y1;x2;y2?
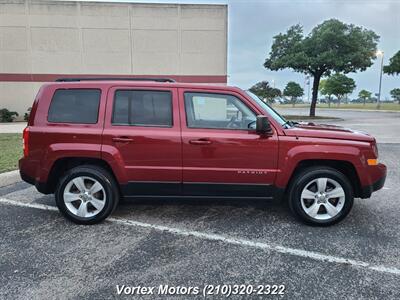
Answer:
245;91;287;126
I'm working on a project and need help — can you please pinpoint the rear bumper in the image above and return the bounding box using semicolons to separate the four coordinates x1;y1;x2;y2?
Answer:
19;158;51;194
20;170;51;194
359;163;387;199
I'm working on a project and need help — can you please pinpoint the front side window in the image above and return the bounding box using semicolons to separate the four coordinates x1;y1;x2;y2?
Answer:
48;89;100;124
112;90;172;127
184;92;256;130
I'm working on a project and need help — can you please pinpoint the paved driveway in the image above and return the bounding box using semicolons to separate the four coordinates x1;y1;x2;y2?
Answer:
0;110;399;299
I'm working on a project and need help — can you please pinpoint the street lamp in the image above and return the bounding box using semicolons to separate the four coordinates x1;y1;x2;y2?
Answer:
376;50;384;109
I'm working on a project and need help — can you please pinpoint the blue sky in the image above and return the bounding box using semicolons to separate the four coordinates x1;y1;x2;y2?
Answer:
80;0;400;99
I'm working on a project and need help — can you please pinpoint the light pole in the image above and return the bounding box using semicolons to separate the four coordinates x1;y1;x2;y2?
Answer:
376;50;384;109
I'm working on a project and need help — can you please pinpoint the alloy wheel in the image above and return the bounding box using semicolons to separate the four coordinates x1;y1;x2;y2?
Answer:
63;176;106;218
300;177;345;220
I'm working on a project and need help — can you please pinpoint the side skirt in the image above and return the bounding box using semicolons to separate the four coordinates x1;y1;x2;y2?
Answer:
121;181;284;200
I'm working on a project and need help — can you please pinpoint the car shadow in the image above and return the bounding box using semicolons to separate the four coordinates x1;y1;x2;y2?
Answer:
113;196;294;228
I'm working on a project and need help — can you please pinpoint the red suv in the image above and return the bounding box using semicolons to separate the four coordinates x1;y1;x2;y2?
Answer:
19;78;386;226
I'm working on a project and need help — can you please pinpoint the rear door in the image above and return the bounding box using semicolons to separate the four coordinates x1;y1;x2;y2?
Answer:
102;86;182;196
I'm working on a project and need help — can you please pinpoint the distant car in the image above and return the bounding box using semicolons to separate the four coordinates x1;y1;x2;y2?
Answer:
19;78;386;225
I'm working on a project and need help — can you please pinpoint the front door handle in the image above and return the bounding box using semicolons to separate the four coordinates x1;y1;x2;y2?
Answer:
112;137;133;143
189;138;212;145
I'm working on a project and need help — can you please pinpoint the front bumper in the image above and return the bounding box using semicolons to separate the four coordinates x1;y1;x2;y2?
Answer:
359;163;387;199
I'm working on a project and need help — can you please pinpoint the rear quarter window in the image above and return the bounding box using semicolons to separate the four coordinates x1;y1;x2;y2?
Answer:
48;89;101;124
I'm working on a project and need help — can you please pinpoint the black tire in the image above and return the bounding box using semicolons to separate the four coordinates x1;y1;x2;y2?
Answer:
55;165;119;225
288;166;354;226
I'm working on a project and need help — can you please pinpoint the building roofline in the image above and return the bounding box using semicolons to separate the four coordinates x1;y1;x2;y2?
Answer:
52;0;227;6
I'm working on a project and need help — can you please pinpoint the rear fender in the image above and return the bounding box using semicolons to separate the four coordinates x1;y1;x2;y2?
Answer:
39;144;101;182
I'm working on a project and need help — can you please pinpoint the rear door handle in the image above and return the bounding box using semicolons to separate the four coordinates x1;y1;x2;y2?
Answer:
112;137;133;143
189;138;212;145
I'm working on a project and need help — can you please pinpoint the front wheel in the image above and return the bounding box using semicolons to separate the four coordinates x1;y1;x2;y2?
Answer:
288;167;354;226
55;165;119;225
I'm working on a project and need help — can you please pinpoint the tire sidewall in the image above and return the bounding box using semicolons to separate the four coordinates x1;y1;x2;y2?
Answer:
55;167;117;224
289;168;354;226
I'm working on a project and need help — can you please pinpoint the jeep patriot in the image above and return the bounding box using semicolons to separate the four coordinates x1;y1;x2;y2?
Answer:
19;78;387;225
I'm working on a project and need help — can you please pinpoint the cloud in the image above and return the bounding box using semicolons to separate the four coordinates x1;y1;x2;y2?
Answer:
228;0;400;99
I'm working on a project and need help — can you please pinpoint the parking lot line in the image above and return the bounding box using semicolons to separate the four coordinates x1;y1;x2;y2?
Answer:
1;197;399;277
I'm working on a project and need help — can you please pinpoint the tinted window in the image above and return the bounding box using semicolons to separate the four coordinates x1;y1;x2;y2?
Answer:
112;90;172;127
184;92;256;130
48;89;100;124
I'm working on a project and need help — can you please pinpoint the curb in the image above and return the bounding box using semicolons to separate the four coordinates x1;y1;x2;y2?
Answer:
276;107;400;113
287;118;344;122
318;108;400;113
0;170;21;188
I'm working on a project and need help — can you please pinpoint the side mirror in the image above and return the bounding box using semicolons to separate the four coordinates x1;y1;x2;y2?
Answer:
256;115;272;134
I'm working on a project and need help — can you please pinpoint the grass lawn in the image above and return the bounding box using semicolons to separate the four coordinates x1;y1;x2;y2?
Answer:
274;103;400;111
0;133;22;173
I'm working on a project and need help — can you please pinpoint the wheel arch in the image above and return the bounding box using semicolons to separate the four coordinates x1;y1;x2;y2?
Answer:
285;159;362;198
45;157;120;194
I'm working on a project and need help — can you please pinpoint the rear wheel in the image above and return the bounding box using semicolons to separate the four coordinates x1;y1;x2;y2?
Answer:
288;167;354;226
55;165;119;224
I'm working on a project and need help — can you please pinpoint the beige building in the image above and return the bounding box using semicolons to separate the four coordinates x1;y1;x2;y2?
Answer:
0;0;228;118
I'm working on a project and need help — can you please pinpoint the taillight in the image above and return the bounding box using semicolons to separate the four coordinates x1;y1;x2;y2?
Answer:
23;127;29;157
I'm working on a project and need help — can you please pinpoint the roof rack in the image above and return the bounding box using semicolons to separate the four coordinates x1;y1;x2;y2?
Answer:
55;77;176;83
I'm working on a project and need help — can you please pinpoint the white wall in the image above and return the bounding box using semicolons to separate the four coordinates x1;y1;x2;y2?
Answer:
0;0;228;117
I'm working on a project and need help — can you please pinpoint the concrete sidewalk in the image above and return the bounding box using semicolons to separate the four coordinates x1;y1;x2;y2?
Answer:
0;122;26;133
0;170;20;188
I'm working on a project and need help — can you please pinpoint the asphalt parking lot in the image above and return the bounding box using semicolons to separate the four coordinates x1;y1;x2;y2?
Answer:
1;110;399;299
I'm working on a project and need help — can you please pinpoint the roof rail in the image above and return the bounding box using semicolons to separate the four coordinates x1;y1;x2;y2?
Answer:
55;77;176;83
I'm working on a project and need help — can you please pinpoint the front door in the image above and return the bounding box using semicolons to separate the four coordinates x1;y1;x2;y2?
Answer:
179;88;279;197
102;86;182;196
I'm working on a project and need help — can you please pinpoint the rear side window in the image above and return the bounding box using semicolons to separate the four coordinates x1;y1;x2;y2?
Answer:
48;89;101;124
112;90;172;127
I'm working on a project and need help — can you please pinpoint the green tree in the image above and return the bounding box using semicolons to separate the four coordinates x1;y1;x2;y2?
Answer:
319;79;334;107
283;81;304;107
384;51;400;75
390;88;400;104
0;109;18;122
264;19;379;116
325;73;356;106
358;89;372;106
24;107;32;121
249;81;281;103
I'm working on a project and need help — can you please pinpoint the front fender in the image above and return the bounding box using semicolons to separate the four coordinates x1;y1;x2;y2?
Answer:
275;136;369;188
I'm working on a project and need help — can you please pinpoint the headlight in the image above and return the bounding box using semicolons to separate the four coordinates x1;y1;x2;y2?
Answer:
368;142;379;166
372;143;379;158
